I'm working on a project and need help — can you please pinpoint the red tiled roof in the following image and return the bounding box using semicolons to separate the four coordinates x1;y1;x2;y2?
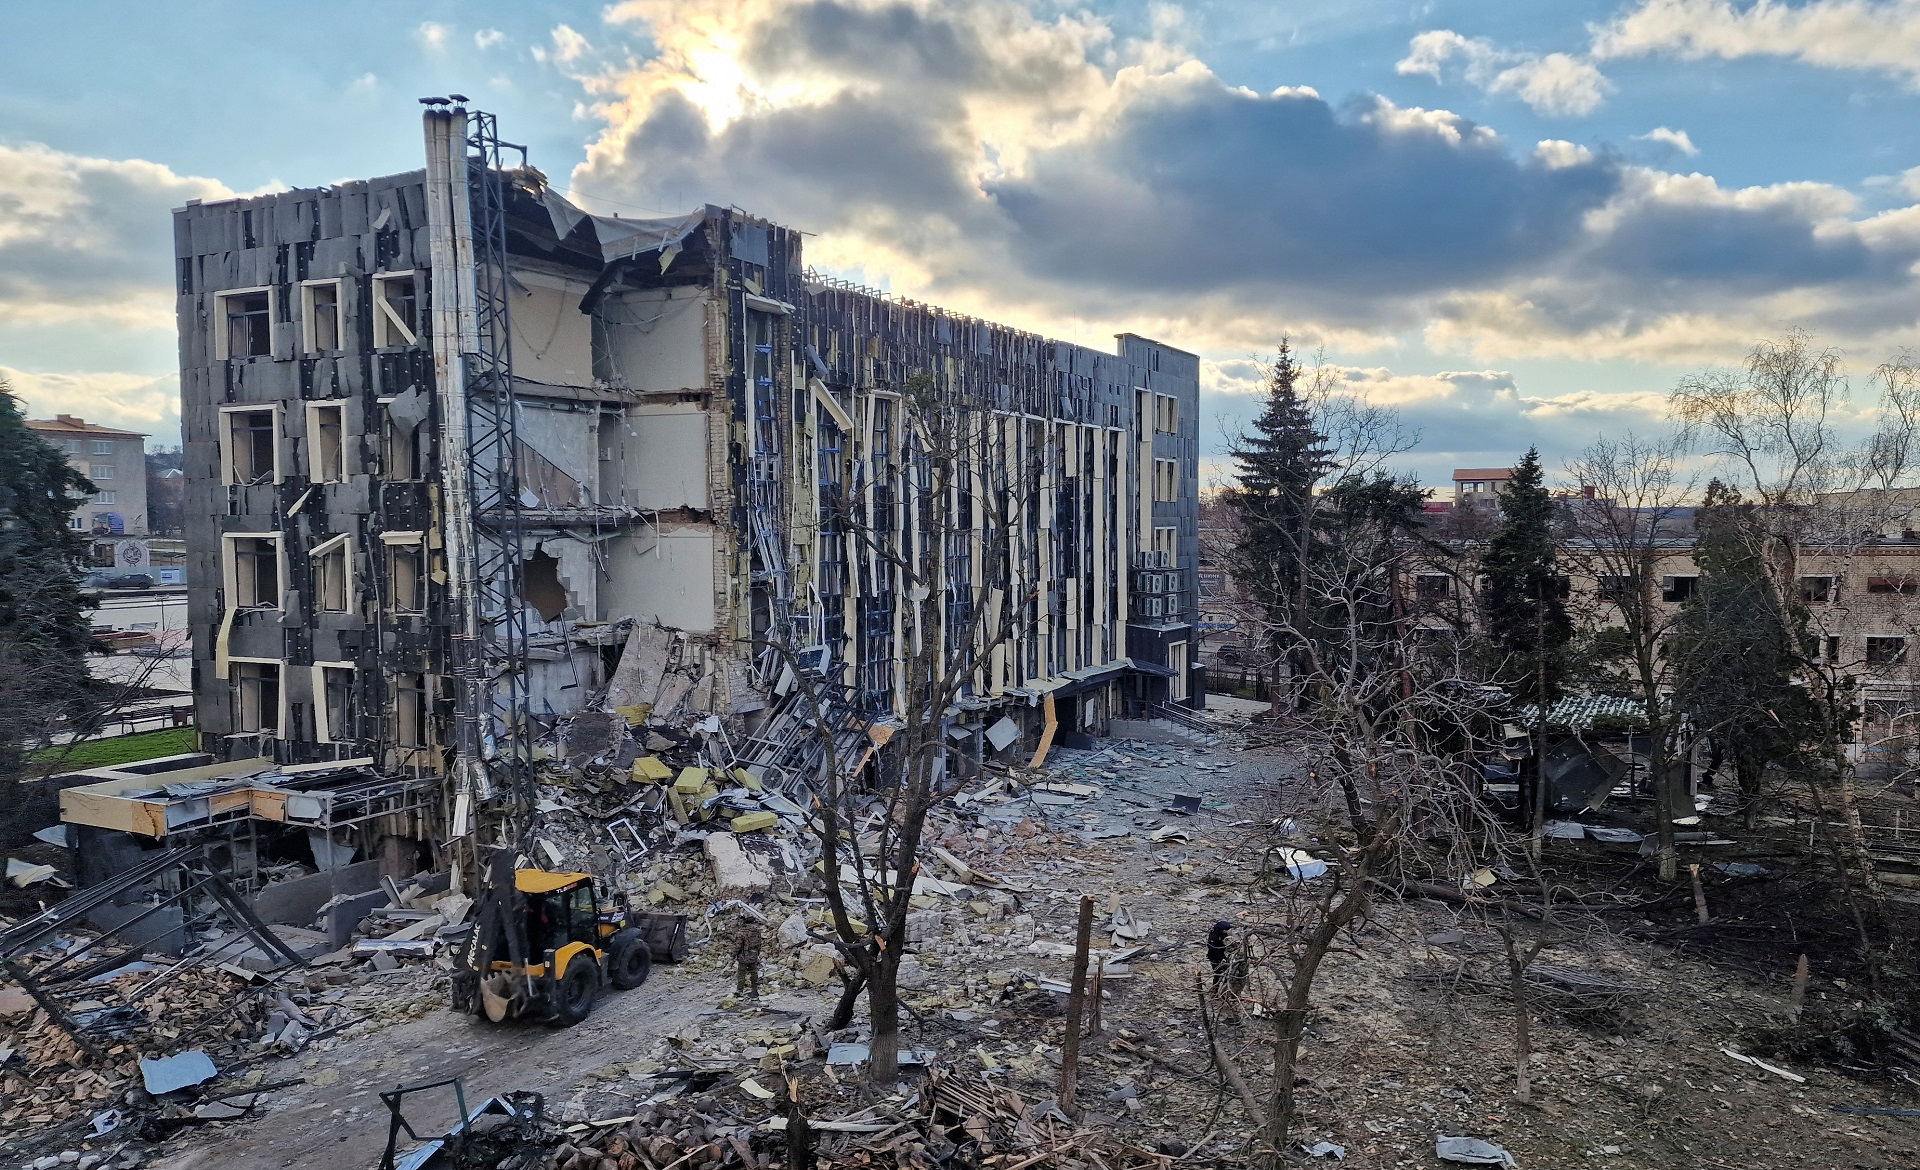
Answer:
1452;467;1514;481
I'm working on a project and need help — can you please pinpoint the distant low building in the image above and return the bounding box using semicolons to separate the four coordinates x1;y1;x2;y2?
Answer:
25;414;151;570
1452;466;1513;511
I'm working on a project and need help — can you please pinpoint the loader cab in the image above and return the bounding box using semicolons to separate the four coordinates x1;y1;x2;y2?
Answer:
516;869;600;955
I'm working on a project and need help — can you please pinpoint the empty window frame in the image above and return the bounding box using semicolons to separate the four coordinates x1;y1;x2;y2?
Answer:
1152;526;1178;560
230;659;282;736
1597;574;1637;603
1800;575;1835;604
371;273;419;348
379;399;424;480
310;532;353;613
391;672;432;748
301;279;343;352
214;287;274;359
222;533;283;610
1867;576;1919;595
219;405;281;485
1867;636;1908;666
307;402;346;482
313;662;356;743
1154;394;1179;434
90;439;114;455
1660;575;1699;603
1415;573;1454;602
382;532;426;613
1153;458;1180;502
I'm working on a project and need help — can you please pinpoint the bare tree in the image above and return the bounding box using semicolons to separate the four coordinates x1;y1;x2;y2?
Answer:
1205;385;1519;1160
1670;332;1920;981
1560;432;1699;880
771;372;1045;1079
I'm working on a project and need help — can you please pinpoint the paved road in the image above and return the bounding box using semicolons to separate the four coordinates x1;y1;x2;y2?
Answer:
153;961;755;1170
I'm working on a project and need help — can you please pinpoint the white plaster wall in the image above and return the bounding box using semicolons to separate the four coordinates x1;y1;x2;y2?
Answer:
616;405;710;511
603;288;708;393
601;526;717;632
526;647;604;720
509;274;595;388
517;403;600;503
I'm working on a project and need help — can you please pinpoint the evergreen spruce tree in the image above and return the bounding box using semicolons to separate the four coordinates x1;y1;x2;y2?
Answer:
0;379;101;837
1672;480;1819;821
1478;448;1572;708
1224;343;1333;691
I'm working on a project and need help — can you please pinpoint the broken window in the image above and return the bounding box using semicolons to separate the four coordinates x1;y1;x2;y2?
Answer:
224;535;281;609
392;672;431;748
301;280;342;352
1800;575;1835;604
221;407;279;485
1415;573;1454;602
1659;575;1698;603
384;536;425;613
216;288;273;359
316;663;356;742
378;391;429;480
1868;636;1908;666
1153;459;1179;502
308;402;345;482
232;660;280;735
1868;576;1919;595
521;550;568;622
311;533;352;613
372;273;419;348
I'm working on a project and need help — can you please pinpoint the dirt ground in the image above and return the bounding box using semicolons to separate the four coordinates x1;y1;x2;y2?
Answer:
27;722;1917;1170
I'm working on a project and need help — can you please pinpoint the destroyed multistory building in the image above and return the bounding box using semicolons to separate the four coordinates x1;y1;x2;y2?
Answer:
158;107;1198;859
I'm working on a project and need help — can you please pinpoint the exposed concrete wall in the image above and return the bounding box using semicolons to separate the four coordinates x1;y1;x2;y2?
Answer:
601;288;709;392
509;272;596;388
605;527;719;632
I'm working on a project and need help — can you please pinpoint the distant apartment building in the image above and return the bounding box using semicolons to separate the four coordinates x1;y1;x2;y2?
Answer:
1452;466;1513;512
26;414;150;569
164;106;1200;845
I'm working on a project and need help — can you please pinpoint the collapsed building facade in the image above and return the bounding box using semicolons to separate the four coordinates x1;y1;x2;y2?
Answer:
83;107;1198;887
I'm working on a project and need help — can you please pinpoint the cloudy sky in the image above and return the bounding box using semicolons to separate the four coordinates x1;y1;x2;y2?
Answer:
6;0;1920;488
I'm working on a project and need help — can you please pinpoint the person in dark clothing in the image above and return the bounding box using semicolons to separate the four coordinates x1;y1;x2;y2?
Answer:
733;919;764;998
1206;920;1232;989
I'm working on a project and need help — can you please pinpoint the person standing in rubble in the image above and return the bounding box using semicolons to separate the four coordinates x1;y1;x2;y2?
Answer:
733;915;765;999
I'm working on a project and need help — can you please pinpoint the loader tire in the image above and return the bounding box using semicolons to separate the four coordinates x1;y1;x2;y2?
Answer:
607;929;653;990
550;956;600;1027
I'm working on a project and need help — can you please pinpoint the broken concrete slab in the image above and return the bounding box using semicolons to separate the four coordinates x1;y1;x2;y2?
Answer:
705;833;773;895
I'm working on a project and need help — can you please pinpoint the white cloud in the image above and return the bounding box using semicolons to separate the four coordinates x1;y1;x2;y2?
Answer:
0;143;234;329
475;28;507;50
416;21;450;52
1634;125;1699;155
1397;29;1612;116
1;366;180;440
539;24;591;66
556;0;1920;374
349;72;379;93
1594;0;1920;86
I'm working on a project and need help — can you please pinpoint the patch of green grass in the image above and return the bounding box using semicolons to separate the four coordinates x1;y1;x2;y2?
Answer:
34;727;198;771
